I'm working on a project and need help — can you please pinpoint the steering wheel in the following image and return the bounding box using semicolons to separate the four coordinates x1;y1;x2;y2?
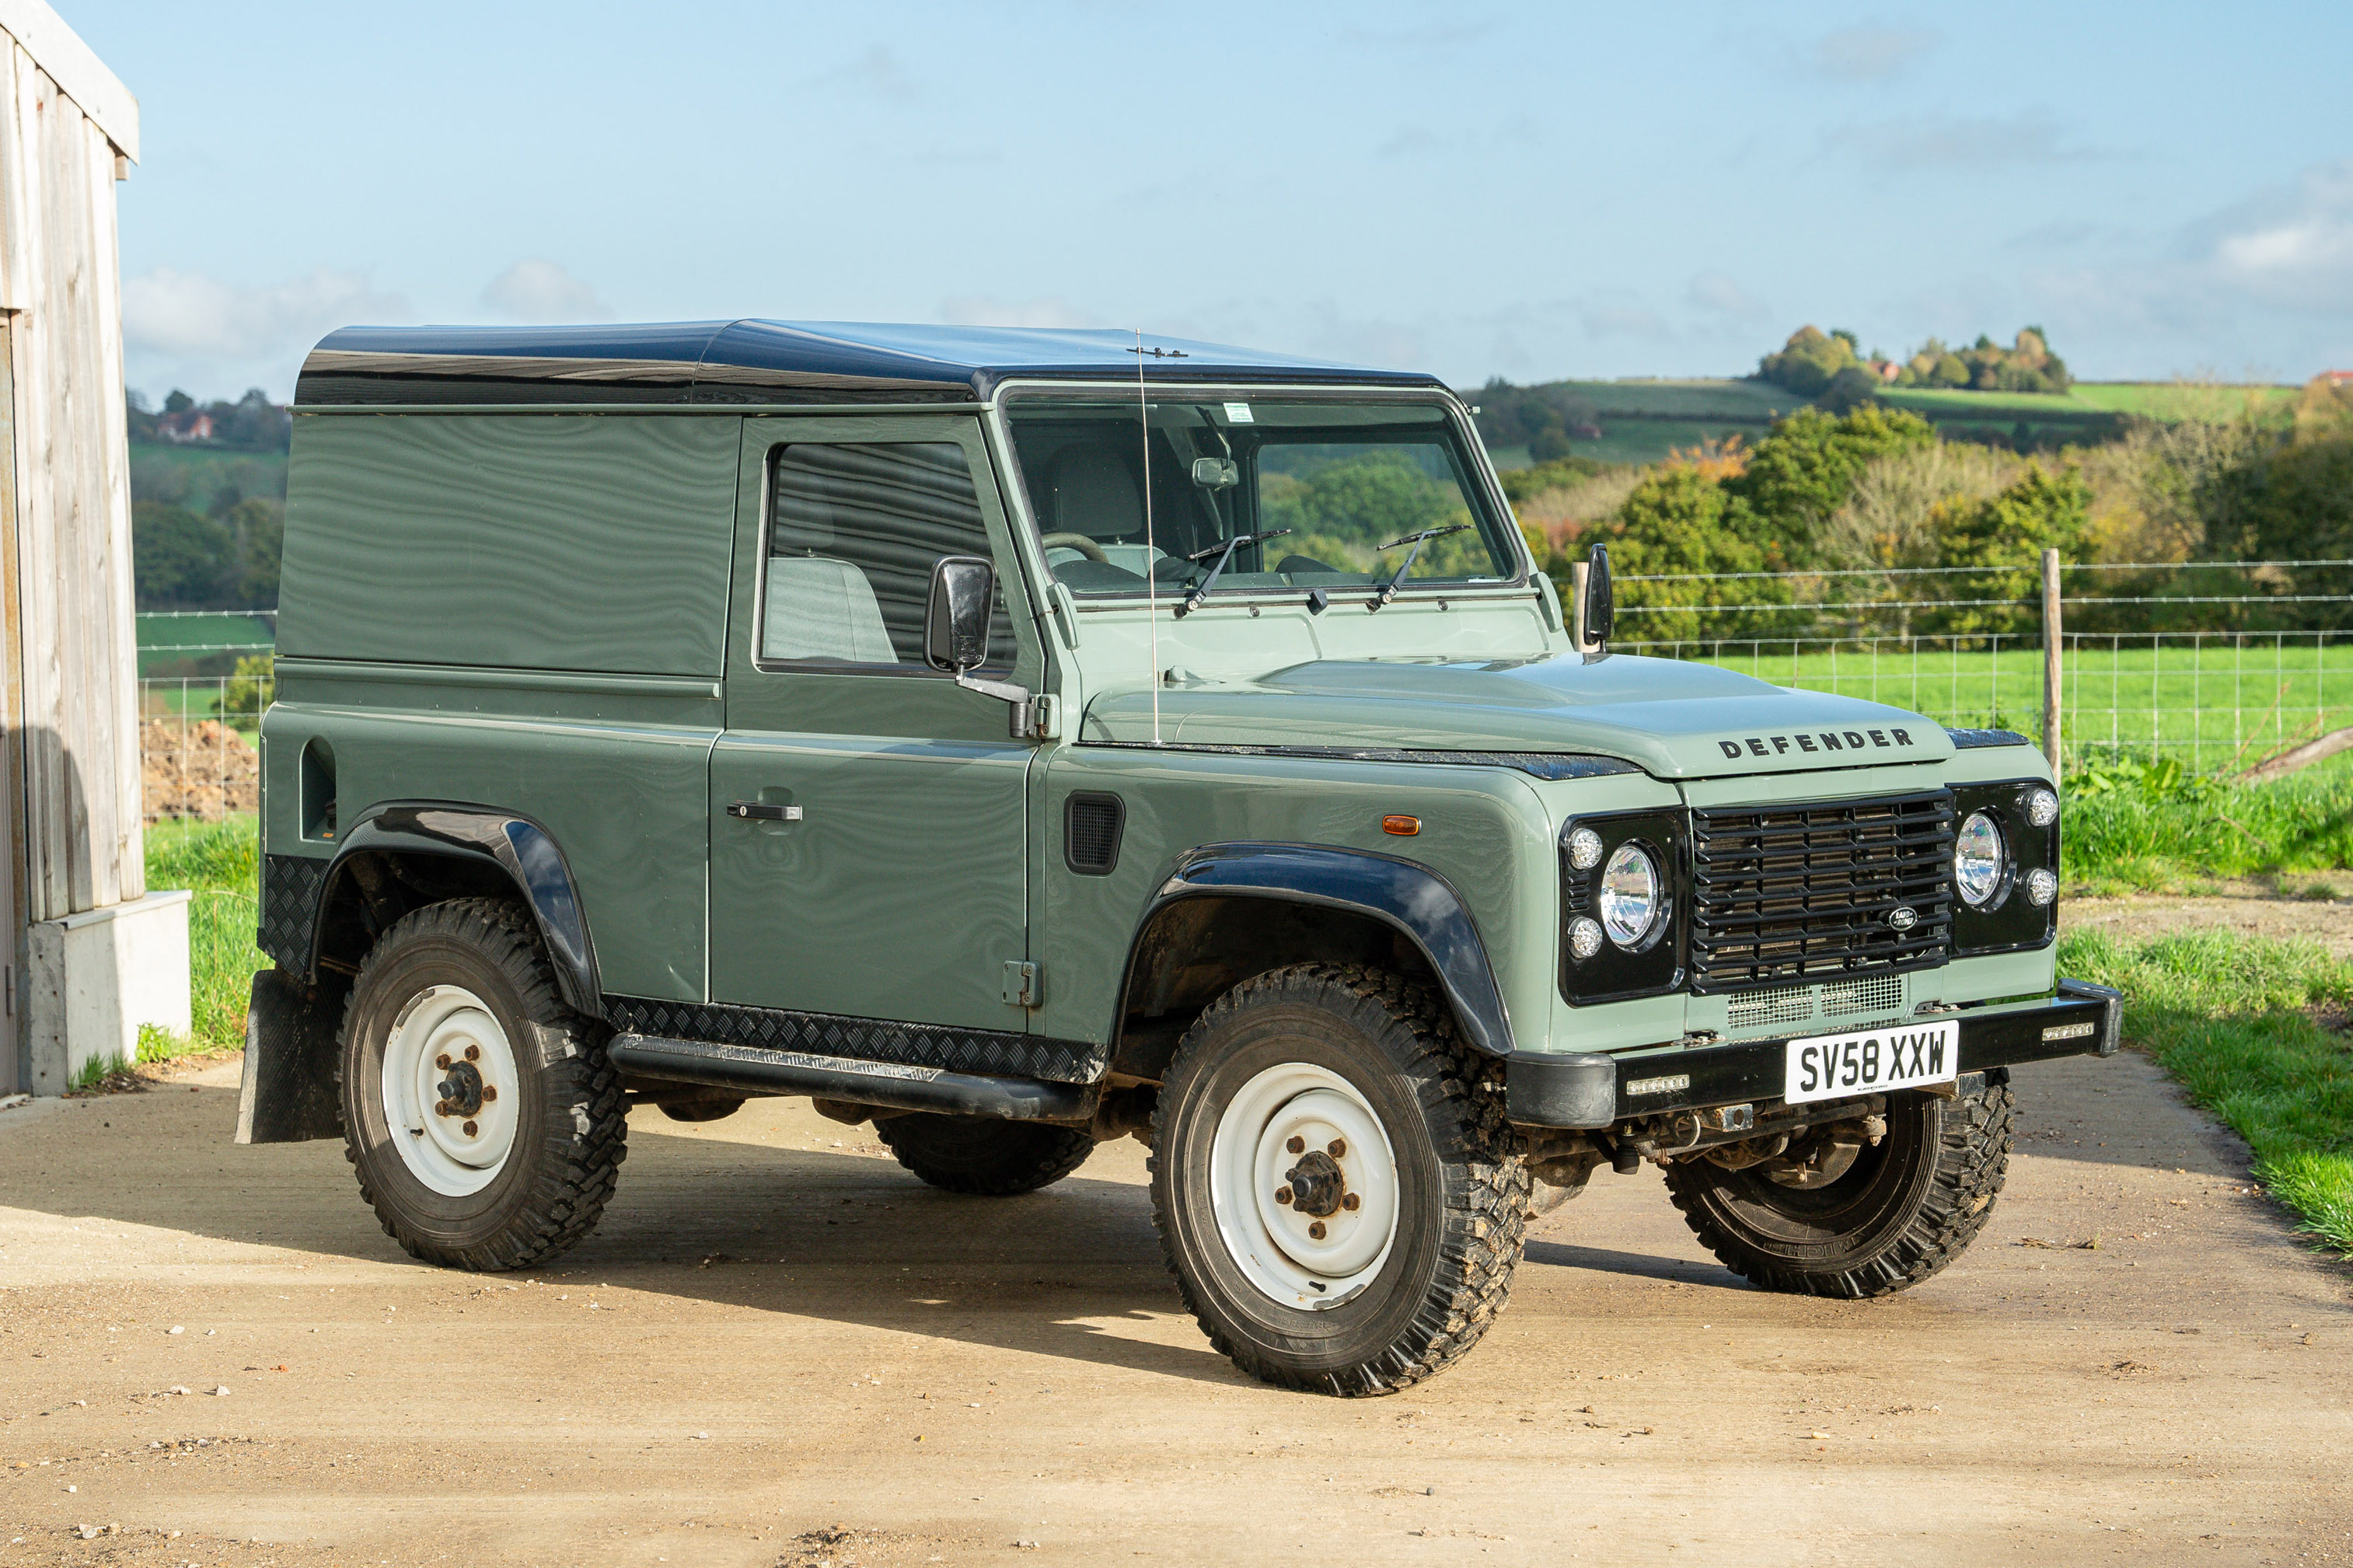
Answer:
1039;532;1110;564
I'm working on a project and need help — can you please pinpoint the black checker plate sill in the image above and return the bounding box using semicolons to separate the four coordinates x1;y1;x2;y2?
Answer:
604;997;1110;1086
258;854;332;972
1690;791;1955;993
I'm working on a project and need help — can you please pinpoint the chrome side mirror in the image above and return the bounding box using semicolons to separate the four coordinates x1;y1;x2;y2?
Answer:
923;555;995;673
924;554;1046;740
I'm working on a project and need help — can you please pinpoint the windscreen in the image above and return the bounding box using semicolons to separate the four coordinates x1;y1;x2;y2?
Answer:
1003;396;1519;598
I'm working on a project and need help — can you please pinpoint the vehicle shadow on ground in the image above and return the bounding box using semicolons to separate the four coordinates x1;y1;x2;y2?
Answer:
1522;1238;1749;1288
5;1088;1257;1386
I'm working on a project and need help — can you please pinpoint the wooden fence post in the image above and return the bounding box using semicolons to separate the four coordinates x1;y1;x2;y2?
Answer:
2041;548;2063;770
1570;560;1591;653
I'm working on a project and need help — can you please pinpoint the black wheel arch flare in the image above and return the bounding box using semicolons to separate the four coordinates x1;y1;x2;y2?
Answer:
1113;842;1515;1074
291;801;602;1013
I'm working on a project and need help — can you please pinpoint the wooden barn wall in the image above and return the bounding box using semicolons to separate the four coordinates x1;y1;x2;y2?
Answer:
0;44;140;924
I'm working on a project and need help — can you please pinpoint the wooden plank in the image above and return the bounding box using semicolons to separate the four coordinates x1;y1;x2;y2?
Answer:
0;1;135;162
2;59;141;920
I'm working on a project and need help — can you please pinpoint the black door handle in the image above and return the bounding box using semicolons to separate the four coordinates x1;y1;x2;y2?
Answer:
725;801;803;822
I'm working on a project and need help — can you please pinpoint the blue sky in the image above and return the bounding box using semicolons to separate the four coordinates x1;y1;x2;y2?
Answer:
70;1;2353;403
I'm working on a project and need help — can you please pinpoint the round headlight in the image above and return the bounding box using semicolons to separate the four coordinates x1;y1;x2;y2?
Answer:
1598;843;1664;948
2026;788;2059;829
1568;917;1604;961
1955;812;2007;907
1566;826;1604;871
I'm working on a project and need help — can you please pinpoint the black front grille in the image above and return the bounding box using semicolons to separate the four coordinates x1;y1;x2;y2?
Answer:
1689;791;1953;992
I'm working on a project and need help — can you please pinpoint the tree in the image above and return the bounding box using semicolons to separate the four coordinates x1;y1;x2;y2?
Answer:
1754;325;1857;397
1724;404;1937;562
1816;364;1885;414
132;501;235;609
1597;466;1792;645
1930;463;2093;636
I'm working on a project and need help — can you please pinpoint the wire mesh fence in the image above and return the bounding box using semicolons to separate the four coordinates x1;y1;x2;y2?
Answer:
1610;560;2353;774
137;609;274;824
131;567;2348;820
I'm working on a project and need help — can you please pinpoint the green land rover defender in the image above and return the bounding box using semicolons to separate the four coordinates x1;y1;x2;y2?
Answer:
239;321;2121;1395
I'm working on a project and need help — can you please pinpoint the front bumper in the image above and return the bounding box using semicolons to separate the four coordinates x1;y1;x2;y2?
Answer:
1504;977;2123;1130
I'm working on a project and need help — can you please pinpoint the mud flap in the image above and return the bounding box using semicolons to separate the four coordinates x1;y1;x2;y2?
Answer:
236;968;351;1144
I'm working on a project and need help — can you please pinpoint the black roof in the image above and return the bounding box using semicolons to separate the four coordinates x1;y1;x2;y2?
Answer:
294;320;1444;407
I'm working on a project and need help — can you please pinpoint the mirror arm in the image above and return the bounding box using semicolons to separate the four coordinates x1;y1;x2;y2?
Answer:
953;667;1040;739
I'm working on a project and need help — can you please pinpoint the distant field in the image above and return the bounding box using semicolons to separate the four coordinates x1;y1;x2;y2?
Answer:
2068;381;2298;423
1550;379;1796;421
1482;377;2300;470
128;438;288;503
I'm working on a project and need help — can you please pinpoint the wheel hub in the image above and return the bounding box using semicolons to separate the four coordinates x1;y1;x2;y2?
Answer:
1210;1063;1402;1311
434;1056;486;1118
1282;1148;1347;1217
380;984;520;1196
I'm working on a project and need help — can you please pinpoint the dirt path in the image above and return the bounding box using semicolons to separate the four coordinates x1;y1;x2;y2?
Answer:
2065;894;2353;958
2;1044;2347;1567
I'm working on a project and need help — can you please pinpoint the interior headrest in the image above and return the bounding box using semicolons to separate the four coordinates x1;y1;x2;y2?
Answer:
1048;445;1143;540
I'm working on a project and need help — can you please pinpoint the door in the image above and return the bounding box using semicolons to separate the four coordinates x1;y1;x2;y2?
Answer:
707;417;1044;1032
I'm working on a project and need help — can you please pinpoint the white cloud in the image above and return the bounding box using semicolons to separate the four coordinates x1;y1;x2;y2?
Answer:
480;259;613;322
2195;158;2353;313
811;44;917;103
123;265;403;360
1685;270;1768;320
937;295;1098;330
1824;107;2103;172
1809;25;1938;82
120;265;408;400
1581;302;1669;341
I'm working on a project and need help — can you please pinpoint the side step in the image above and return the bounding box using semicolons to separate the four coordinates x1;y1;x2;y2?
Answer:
606;1034;1097;1123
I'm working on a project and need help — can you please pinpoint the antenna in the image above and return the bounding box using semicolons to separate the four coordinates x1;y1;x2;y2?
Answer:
1134;328;1161;745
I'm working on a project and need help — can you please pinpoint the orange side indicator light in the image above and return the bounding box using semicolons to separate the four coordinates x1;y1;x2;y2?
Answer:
1381;814;1421;836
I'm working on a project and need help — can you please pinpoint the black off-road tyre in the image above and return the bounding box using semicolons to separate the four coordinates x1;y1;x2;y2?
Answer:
875;1113;1095;1196
1150;964;1531;1397
1661;1081;2013;1298
339;898;627;1270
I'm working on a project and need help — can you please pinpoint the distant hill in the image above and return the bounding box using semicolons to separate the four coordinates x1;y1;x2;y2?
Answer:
1468;377;2297;470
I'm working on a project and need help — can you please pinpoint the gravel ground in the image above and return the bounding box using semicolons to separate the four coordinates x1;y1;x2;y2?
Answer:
2;1028;2347;1567
2065;893;2353;959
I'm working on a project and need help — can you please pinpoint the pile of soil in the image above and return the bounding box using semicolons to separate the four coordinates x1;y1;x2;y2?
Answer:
141;718;259;820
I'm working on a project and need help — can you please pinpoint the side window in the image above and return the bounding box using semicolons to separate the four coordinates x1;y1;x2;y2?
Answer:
762;441;1015;669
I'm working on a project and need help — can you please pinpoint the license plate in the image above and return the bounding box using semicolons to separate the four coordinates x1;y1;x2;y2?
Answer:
1783;1018;1958;1105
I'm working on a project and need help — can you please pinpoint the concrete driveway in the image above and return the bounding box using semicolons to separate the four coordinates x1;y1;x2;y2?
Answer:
1;1049;2346;1566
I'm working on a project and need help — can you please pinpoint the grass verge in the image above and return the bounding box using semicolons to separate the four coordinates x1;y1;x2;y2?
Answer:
2061;928;2353;1255
145;813;264;1058
2062;753;2353;893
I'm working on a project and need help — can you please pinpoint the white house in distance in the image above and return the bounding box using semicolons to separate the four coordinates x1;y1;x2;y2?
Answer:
0;1;190;1096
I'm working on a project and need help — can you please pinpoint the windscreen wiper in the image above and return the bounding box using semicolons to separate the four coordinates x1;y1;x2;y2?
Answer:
1373;523;1472;607
1177;528;1292;616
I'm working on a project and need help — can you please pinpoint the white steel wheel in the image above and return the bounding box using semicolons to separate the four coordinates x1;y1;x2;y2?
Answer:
379;983;520;1196
1209;1062;1401;1310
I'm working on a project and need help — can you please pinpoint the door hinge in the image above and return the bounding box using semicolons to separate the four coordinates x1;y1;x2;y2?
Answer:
1001;960;1041;1008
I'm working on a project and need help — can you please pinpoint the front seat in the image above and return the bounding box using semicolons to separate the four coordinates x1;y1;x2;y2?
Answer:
763;556;897;663
1046;445;1145;540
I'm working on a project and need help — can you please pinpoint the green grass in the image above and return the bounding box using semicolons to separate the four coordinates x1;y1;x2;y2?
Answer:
2067;382;2298;424
146;814;264;1056
2063;753;2353;891
128;438;286;494
1626;638;2353;772
2061;929;2353;1255
1551;378;1796;421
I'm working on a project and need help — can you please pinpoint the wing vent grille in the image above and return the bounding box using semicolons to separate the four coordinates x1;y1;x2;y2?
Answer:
1065;792;1126;875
